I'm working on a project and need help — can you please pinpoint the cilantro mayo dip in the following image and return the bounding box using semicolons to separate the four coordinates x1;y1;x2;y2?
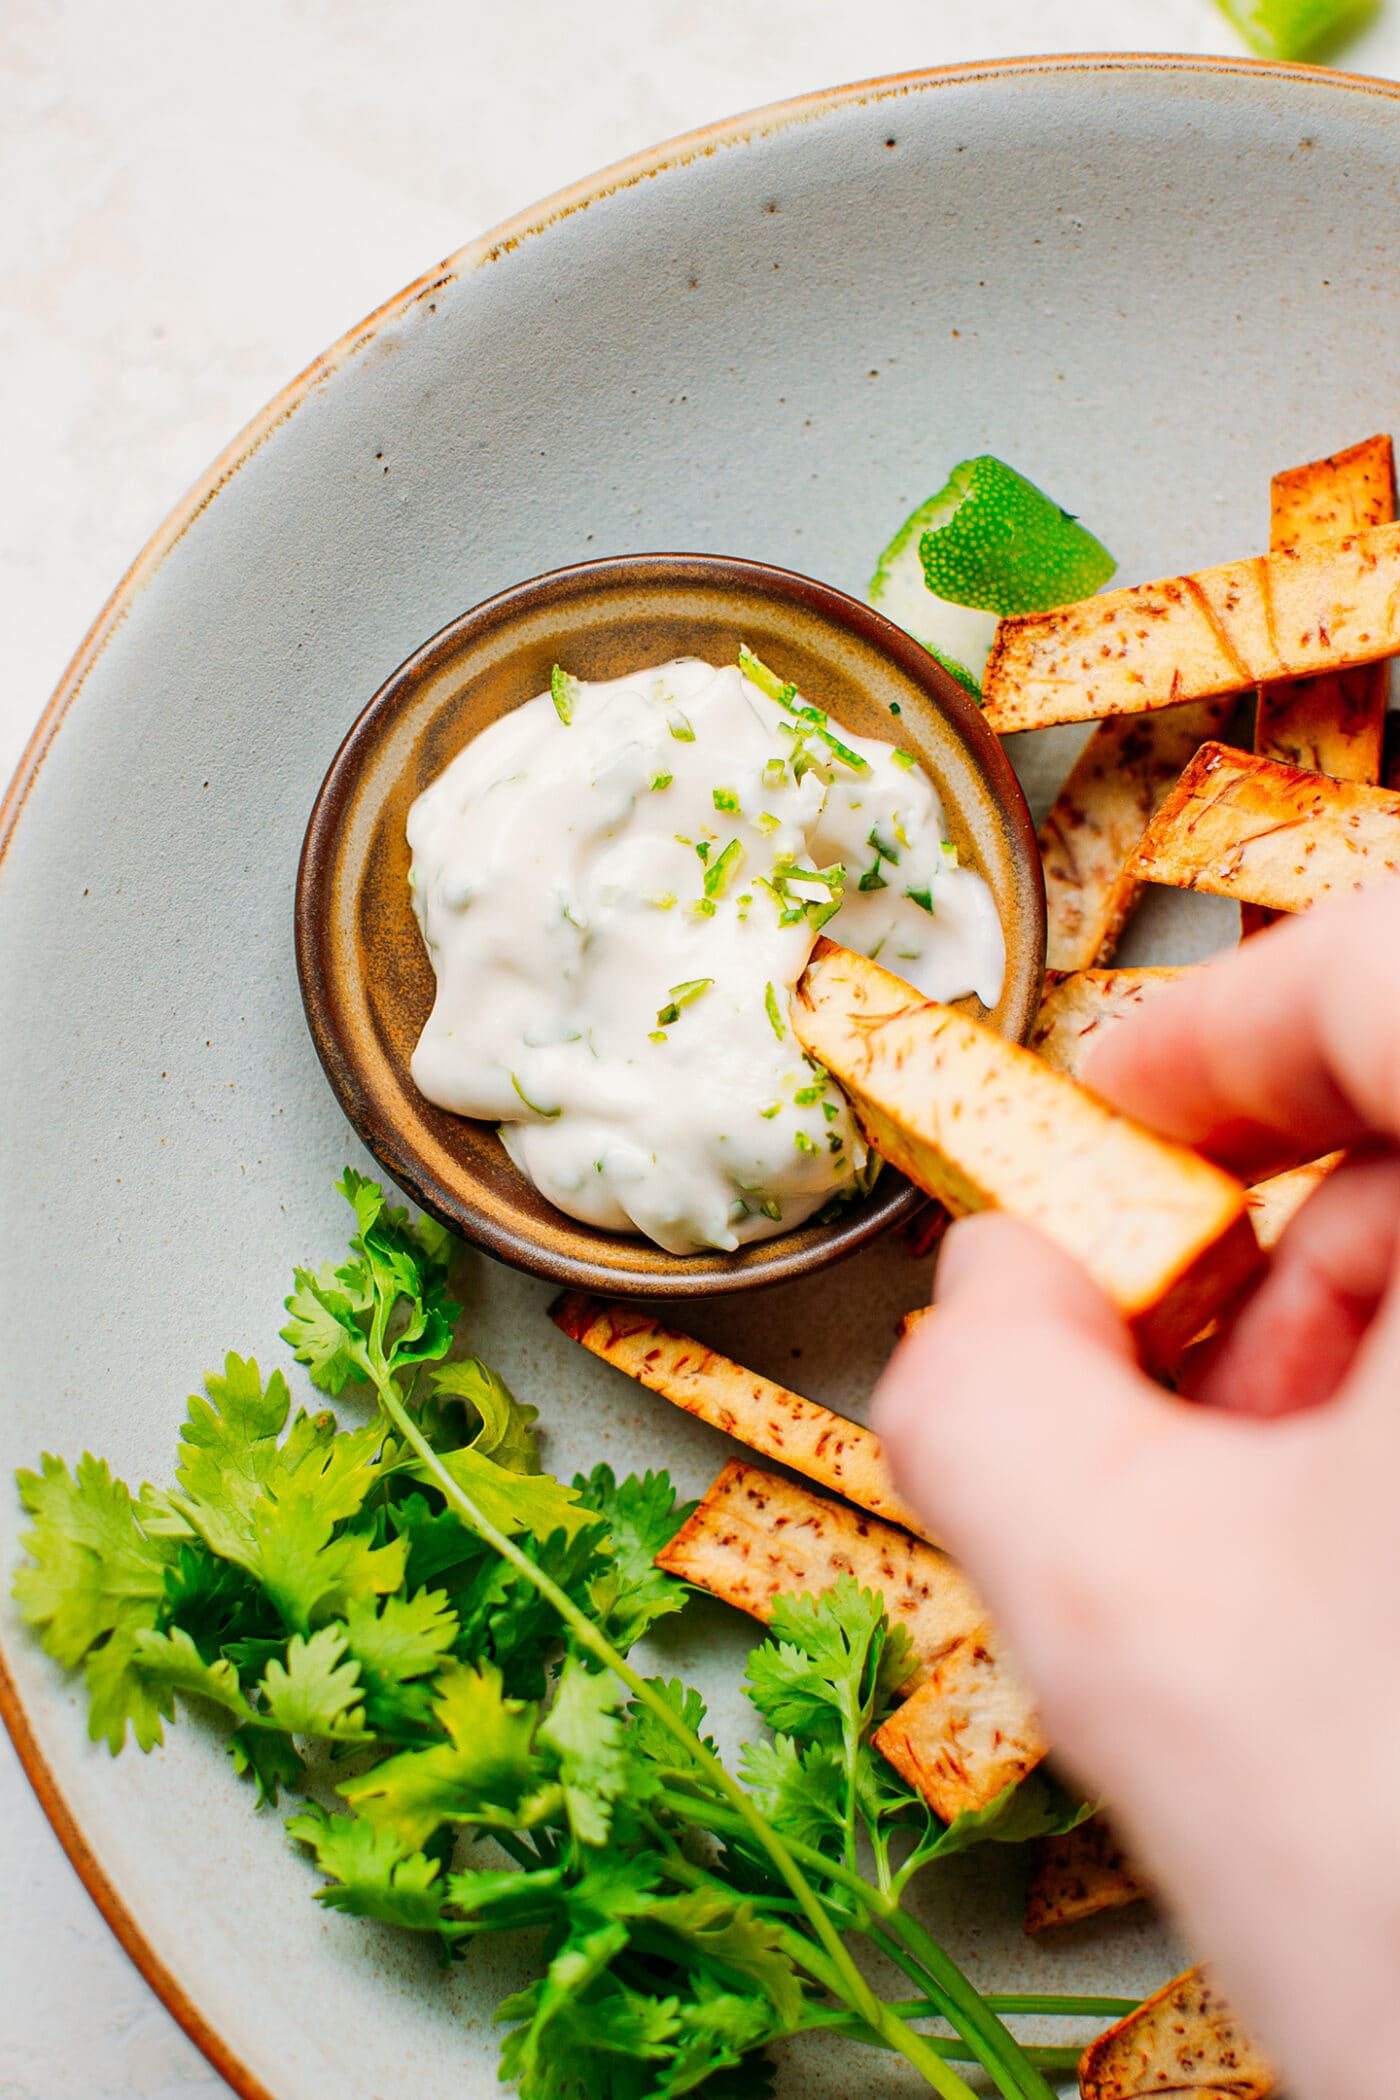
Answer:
407;653;1004;1255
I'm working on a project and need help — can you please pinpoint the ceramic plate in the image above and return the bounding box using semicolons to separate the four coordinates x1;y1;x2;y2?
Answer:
4;54;1398;2100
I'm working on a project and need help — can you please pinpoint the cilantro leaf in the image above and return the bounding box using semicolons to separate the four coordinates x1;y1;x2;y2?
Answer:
281;1263;370;1395
339;1587;459;1734
921;1767;1093;1860
288;1803;450;1933
132;1625;252;1724
340;1659;549;1847
430;1358;540;1473
13;1453;176;1751
258;1626;371;1742
538;1656;629;1847
574;1466;694;1652
14;1453;171;1668
628;1677;718;1778
737;1735;844;1859
427;1443;593;1546
229;1722;304;1805
635;1890;805;2028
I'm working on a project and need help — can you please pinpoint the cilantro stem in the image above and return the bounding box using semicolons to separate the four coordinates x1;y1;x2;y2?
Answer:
656;1783;1056;2100
360;1353;985;2092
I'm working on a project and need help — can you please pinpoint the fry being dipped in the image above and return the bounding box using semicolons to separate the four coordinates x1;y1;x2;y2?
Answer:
793;941;1261;1366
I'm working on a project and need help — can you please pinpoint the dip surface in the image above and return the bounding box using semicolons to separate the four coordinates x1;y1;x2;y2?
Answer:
407;655;1004;1254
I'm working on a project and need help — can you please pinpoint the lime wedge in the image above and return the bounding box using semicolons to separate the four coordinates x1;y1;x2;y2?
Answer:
868;456;1115;693
1216;0;1375;60
917;457;1115;618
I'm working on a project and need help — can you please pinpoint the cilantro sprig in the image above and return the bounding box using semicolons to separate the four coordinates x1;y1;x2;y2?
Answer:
13;1173;1118;2098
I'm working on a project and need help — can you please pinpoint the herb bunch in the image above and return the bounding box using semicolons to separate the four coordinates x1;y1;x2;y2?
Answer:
14;1172;1122;2098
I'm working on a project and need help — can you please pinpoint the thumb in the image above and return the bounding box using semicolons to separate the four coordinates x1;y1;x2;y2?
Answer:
874;1212;1178;1631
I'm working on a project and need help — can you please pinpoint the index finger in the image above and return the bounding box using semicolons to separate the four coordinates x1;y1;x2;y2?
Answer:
1084;880;1400;1178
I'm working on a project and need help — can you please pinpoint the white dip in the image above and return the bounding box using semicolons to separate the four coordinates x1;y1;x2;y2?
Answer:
407;653;1004;1255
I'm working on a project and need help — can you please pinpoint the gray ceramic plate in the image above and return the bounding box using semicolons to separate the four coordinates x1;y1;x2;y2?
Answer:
4;52;1396;2100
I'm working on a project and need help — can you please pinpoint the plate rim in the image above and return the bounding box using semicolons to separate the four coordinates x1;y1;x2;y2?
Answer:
4;48;1397;2100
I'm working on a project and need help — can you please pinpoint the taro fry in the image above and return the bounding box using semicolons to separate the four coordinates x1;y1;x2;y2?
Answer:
983;520;1400;734
1126;742;1400;913
1077;1964;1277;2098
793;942;1260;1370
655;1459;1046;1821
551;1291;938;1544
1246;433;1394;936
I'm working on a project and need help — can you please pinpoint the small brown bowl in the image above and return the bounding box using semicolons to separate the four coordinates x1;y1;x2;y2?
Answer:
295;554;1045;1296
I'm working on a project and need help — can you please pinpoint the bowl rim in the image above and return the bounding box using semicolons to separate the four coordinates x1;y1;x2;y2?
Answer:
294;547;1044;1296
5;50;1400;2100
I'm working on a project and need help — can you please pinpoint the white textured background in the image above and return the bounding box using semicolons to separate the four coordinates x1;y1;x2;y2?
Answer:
6;3;1400;2095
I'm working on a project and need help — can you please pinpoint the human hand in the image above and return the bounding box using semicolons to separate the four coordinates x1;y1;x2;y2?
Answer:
873;882;1400;2100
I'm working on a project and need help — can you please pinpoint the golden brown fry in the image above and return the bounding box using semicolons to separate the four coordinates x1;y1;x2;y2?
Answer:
656;1461;1046;1819
793;942;1260;1369
1031;967;1193;1082
1247;1153;1344;1251
1269;431;1395;547
982;520;1400;734
1040;705;1233;970
654;1459;979;1689
1127;741;1400;912
1078;1965;1278;2099
1245;435;1395;936
870;1624;1048;1821
550;1292;940;1545
1023;1817;1151;1935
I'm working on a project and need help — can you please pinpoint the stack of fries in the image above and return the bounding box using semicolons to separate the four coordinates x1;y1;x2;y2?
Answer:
552;445;1399;2092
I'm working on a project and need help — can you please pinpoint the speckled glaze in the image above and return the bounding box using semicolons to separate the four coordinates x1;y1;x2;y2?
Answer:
7;52;1400;2100
296;553;1044;1293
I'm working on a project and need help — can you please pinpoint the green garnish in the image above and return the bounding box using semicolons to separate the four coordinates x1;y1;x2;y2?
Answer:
858;864;888;893
510;1073;561;1118
892;749;915;771
688;897;716;918
756;811;782;836
704;839;745;898
648;1029;668;1043
869;824;900;865
11;1169;1117;2100
550;664;580;725
656;978;714;1027
764;981;786;1040
757;1195;784;1221
695;840;712;866
712;788;740;813
759;1102;781;1120
1216;0;1375;57
737;642;796;706
644;890;677;911
762;758;787;791
667;711;696;742
906;887;934;915
794;1082;826;1106
793;1131;818;1155
650;772;674;792
942;840;959;868
821;1099;841;1122
739;645;870;775
868;456;1116;694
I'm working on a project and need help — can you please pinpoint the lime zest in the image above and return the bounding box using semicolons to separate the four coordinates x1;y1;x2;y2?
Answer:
704;840;745;898
656;977;713;1027
764;981;786;1041
550;664;580;725
511;1072;562;1119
